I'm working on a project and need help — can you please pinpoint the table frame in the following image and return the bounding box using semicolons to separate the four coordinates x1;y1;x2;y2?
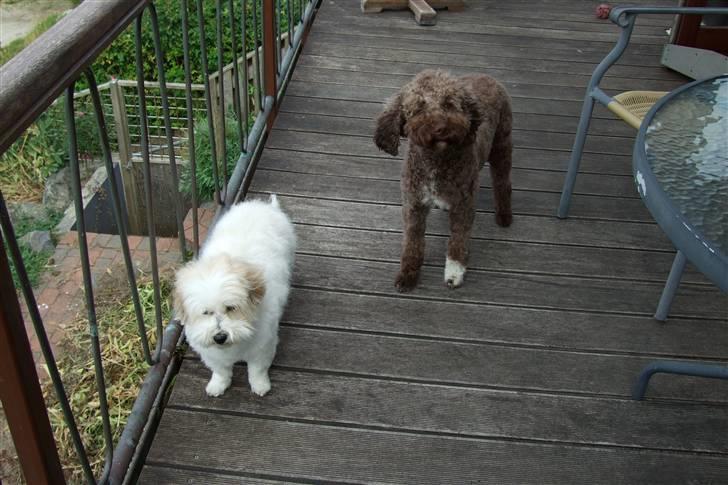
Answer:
632;74;728;399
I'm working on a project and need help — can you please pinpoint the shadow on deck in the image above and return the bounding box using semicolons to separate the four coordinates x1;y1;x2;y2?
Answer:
141;1;728;482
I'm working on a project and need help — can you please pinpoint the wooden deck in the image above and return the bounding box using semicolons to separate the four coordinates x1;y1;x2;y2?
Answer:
141;1;728;483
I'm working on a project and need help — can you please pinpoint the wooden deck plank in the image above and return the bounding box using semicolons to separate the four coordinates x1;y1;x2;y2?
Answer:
147;410;728;484
144;0;728;482
291;224;708;284
139;466;297;485
279;96;637;137
302;39;683;83
251;169;653;222
272;111;638;156
288;254;725;320
282;288;728;358
259;194;674;251
169;363;728;452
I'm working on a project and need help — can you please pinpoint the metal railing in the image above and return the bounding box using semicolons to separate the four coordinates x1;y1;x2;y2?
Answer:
0;0;317;483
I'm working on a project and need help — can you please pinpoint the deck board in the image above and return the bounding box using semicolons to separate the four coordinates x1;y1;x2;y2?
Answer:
142;0;728;482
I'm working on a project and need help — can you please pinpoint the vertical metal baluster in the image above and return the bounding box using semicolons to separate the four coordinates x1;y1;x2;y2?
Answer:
228;0;245;153
299;0;303;26
215;0;228;202
134;16;165;363
181;0;200;257
85;69;152;365
0;190;94;483
286;0;293;50
240;0;250;150
195;0;222;205
275;0;281;74
252;0;263;111
65;84;114;482
148;3;187;257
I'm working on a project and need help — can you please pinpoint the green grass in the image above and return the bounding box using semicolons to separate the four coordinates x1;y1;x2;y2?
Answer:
45;270;173;482
6;209;63;288
0;13;64;66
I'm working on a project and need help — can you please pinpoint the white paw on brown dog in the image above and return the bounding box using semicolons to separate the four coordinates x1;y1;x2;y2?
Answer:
374;69;513;292
174;195;296;397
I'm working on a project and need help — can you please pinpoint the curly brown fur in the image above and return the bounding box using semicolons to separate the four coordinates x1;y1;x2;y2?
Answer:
374;69;513;292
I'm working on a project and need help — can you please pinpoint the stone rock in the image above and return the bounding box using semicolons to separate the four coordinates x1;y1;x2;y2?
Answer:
8;201;48;223
43;167;73;212
19;230;55;253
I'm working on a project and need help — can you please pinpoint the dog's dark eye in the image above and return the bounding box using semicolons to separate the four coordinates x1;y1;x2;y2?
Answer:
202;310;213;316
225;305;236;312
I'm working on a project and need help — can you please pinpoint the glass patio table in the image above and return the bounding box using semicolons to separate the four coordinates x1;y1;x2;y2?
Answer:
631;75;728;399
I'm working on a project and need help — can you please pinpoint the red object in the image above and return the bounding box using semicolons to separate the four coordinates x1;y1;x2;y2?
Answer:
596;3;612;19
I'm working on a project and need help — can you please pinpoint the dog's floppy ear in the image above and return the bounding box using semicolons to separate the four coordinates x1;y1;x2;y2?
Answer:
374;93;405;156
463;92;484;135
242;265;266;307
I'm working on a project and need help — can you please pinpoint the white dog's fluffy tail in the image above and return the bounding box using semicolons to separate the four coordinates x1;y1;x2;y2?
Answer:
269;193;279;208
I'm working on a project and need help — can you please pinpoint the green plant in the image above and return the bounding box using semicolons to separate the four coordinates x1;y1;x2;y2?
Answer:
180;115;240;201
5;209;63;289
0;13;64;66
44;272;173;482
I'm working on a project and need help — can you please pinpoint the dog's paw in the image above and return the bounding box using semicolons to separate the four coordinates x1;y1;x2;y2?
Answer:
395;270;419;292
496;211;512;227
445;257;466;289
205;377;231;397
249;375;271;397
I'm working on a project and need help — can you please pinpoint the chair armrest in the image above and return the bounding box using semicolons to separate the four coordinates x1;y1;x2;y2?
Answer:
609;6;728;26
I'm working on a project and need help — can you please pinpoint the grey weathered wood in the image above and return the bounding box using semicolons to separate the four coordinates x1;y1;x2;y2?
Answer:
144;0;728;481
109;79;146;235
258;193;674;251
282;288;727;358
258;148;638;189
262;142;637;177
302;39;683;84
171;363;728;452
288;253;726;320
147;410;728;484
292;224;706;284
139;466;294;484
250;169;652;222
272;111;638;155
279;95;637;137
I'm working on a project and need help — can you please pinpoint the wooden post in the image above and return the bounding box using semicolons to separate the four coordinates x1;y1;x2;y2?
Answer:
0;235;65;485
263;0;278;121
110;79;143;234
209;73;225;166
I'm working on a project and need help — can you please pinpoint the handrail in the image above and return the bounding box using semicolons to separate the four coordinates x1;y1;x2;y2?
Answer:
0;0;152;156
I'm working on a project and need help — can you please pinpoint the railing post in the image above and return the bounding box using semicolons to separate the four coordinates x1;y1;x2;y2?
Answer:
110;79;143;234
0;235;65;485
263;0;278;122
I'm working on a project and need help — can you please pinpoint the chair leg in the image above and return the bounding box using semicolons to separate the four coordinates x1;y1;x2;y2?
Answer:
557;95;596;219
632;360;728;400
654;251;687;321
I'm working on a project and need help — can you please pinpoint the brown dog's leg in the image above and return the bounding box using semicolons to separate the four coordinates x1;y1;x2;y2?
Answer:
489;124;513;227
396;201;429;292
445;201;475;288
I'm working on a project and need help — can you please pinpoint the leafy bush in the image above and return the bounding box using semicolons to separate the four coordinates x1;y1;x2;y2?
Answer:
180;116;240;201
90;0;302;86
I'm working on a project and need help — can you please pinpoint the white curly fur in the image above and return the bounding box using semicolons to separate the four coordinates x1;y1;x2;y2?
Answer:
174;195;296;397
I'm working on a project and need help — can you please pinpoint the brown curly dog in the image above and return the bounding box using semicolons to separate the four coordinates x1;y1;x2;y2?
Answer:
374;69;513;292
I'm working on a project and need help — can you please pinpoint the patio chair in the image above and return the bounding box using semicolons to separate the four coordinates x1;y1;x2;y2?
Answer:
557;5;727;219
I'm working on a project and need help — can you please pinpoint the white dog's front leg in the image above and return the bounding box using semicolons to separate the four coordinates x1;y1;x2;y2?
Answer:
247;362;272;397
205;367;233;397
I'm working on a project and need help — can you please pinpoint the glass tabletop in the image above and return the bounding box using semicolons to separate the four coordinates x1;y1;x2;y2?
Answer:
644;76;728;255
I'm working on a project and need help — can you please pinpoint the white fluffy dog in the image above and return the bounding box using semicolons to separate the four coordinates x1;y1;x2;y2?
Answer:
174;195;295;397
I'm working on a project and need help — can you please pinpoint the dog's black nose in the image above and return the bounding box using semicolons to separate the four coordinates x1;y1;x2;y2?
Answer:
213;332;228;344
